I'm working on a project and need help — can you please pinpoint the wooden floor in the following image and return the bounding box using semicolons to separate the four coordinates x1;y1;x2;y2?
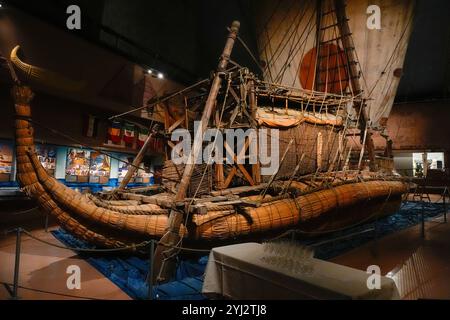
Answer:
0;228;131;300
332;194;450;299
0;194;449;300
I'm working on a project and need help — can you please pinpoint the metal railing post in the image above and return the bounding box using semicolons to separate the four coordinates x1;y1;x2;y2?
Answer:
444;187;447;223
148;240;155;300
421;201;425;239
11;227;22;300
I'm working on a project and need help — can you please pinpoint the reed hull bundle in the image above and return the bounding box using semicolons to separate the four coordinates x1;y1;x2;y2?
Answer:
13;85;407;249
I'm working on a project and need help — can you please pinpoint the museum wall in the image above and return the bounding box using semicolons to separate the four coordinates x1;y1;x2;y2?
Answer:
387;100;450;166
0;8;142;113
7;0;260;83
387;100;450;151
0;7;186;119
0;7;176;190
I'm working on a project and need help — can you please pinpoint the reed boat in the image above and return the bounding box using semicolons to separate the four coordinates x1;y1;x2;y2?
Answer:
6;0;413;282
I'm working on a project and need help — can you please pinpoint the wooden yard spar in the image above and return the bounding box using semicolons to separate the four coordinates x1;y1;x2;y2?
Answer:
116;129;155;192
153;21;241;283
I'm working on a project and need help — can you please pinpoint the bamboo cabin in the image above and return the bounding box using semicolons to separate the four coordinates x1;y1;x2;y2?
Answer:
5;0;413;283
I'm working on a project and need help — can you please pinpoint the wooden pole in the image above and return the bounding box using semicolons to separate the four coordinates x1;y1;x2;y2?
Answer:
214;90;224;189
116;131;154;191
248;78;261;184
260;138;294;200
152;21;241;283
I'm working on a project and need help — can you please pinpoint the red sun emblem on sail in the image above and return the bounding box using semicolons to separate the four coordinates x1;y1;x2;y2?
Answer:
299;43;349;94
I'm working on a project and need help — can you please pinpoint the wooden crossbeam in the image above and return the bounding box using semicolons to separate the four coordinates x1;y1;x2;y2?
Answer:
223;138;255;186
167;117;185;133
223;167;237;188
237;163;255;185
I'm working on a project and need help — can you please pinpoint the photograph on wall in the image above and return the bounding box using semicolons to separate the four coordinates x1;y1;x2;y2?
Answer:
89;151;111;184
117;154;151;184
118;154;135;183
0;141;14;182
137;160;152;184
134;163;148;183
65;148;91;183
36;144;57;177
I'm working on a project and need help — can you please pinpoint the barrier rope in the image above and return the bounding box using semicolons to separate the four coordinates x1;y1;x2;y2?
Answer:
14;228;211;254
157;243;211;253
20;229;151;253
2;207;39;215
0;281;100;300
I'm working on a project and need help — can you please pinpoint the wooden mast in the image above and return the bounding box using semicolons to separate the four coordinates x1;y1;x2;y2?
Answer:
333;0;376;171
152;21;241;283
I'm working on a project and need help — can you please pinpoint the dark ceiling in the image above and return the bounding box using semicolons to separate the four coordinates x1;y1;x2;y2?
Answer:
3;0;450;102
396;0;450;102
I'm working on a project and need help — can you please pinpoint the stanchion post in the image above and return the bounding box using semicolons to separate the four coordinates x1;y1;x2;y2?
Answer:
421;201;425;239
444;187;447;223
148;240;155;300
12;227;22;300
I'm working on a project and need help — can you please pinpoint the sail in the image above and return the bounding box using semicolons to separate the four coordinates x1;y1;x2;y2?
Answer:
255;0;414;127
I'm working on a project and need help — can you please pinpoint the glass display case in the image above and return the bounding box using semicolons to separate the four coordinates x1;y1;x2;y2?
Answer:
412;152;445;177
36;144;57;176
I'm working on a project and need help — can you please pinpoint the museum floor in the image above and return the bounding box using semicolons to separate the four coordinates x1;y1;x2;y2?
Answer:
1;195;449;300
0;228;131;300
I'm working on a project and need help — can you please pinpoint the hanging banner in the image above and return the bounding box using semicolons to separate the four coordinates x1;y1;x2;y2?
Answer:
108;120;122;144
123;122;136;146
137;127;149;148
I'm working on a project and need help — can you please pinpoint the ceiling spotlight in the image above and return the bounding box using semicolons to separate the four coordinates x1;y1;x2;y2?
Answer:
157;72;164;79
147;69;152;74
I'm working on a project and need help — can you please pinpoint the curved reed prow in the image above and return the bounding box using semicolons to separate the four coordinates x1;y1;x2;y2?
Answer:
12;85;37;187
